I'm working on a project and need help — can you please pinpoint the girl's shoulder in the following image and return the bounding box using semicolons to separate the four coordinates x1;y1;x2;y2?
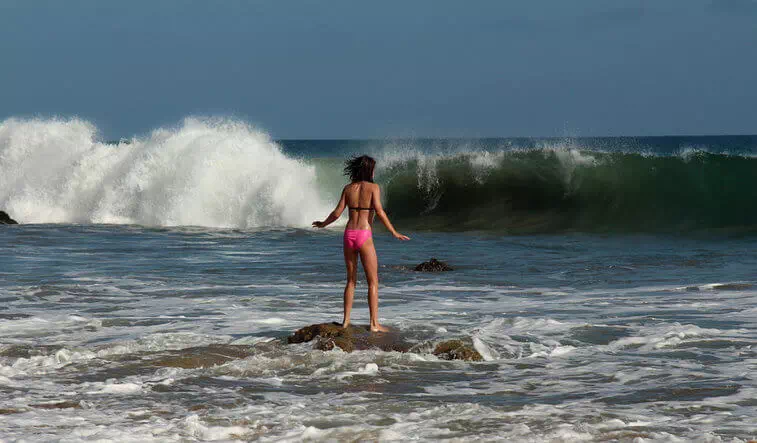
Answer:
362;182;379;194
344;181;377;189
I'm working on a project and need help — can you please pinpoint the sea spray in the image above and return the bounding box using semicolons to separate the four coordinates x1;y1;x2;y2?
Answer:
0;117;332;228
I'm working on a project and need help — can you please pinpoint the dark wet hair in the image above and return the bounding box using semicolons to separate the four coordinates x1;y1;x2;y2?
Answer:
343;155;376;182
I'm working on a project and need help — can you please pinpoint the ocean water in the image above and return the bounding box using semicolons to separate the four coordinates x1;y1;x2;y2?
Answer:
1;117;757;442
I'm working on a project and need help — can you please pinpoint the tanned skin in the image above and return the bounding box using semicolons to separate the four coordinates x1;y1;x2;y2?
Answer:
313;179;409;332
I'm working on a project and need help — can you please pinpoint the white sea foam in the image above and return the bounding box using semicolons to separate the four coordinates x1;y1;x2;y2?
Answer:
0;117;331;228
608;323;735;352
0;331;234;380
184;414;249;441
472;336;500;361
86;381;143;395
335;362;380;381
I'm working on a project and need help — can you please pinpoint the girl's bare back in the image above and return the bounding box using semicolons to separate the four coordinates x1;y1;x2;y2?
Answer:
344;182;376;230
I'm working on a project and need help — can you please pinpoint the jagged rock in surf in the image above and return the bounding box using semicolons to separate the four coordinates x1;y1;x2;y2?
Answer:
0;211;18;225
414;258;453;272
288;323;412;353
287;323;483;361
433;340;483;362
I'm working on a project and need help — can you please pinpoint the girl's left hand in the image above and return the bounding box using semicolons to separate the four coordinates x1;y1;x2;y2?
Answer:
312;221;325;228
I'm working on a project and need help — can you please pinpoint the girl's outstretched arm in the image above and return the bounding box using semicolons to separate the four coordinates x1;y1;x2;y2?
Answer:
372;185;410;240
312;188;347;228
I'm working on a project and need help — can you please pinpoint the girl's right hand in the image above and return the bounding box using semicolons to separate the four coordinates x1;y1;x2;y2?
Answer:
393;232;411;241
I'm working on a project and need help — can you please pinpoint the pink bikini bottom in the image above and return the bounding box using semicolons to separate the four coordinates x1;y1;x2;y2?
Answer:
343;229;372;251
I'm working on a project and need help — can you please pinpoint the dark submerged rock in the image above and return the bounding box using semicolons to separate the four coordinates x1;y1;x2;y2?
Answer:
288;323;483;361
0;211;18;225
30;401;82;410
433;340;483;362
0;313;33;321
414;258;453;272
150;344;257;369
0;344;66;358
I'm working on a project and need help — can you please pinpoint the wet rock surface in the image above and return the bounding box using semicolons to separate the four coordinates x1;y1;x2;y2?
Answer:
433;339;484;361
414;258;453;272
288;323;412;353
288;323;482;361
0;211;18;224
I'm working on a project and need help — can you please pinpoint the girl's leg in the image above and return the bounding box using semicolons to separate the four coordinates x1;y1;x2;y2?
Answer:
359;238;388;332
342;245;359;328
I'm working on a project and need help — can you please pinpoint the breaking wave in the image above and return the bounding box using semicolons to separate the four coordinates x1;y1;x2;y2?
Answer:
0;117;331;228
375;147;757;233
2;116;756;233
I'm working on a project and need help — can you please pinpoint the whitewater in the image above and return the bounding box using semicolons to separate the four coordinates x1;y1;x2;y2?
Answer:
0;117;331;228
2;117;757;442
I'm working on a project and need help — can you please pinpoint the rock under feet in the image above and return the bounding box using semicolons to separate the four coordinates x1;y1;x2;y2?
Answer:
288;323;482;361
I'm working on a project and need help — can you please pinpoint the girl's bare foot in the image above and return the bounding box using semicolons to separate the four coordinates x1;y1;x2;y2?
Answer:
370;324;390;333
341;321;350;329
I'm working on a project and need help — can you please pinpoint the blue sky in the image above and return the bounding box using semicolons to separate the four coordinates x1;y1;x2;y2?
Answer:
1;0;755;138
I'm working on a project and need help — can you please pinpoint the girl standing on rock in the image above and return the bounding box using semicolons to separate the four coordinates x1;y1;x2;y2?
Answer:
312;155;410;332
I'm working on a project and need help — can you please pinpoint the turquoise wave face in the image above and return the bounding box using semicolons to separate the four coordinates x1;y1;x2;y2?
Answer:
371;150;757;234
